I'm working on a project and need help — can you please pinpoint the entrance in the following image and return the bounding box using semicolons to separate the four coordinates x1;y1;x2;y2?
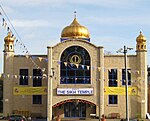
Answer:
64;102;86;117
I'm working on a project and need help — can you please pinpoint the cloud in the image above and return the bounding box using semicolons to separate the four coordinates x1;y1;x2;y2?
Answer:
2;0;65;7
69;0;139;7
1;6;15;14
86;15;150;26
2;0;140;8
93;36;126;43
12;19;54;28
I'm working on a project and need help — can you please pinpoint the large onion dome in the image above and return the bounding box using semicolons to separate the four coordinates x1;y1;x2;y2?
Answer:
60;17;90;42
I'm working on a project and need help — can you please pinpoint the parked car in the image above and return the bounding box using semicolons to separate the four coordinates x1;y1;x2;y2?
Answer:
8;114;27;121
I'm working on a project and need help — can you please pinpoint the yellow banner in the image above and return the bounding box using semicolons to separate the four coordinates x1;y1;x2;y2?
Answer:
14;86;137;95
13;87;47;95
104;87;137;95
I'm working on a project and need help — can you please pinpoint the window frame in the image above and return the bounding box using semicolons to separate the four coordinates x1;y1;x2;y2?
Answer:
33;69;42;87
122;69;131;85
108;95;118;105
32;95;42;104
19;69;28;85
60;46;91;84
108;69;118;87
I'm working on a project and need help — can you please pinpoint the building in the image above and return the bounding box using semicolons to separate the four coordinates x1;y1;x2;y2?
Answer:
148;67;150;113
0;75;3;113
3;16;147;120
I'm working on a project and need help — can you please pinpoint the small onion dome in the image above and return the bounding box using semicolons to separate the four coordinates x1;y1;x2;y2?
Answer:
4;32;15;43
136;31;146;43
61;18;90;39
136;31;147;51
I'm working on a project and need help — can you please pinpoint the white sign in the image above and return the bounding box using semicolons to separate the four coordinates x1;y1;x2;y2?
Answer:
57;88;93;95
146;113;150;119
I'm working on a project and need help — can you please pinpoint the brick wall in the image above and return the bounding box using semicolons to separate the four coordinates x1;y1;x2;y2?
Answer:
148;68;150;113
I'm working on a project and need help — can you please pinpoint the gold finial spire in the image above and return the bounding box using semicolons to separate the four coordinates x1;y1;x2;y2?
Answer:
74;10;77;18
140;31;142;34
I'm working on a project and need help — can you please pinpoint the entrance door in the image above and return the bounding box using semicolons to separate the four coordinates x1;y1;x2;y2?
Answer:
64;102;86;117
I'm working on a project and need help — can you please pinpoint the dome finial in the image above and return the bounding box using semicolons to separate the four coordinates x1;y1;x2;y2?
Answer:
74;10;77;19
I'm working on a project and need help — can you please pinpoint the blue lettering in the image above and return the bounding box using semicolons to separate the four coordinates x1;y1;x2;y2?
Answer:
58;90;65;94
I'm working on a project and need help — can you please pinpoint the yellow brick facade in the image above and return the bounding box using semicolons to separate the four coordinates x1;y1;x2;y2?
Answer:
3;20;147;120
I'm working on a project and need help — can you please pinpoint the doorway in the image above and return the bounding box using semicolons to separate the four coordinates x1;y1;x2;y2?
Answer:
64;102;86;117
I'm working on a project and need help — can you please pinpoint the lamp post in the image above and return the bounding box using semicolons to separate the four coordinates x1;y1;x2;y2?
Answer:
117;45;133;121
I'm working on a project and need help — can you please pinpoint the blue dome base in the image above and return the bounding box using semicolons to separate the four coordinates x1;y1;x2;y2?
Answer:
60;38;90;42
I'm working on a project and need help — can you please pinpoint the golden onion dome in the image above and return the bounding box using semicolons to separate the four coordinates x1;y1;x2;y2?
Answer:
61;18;90;39
136;31;146;42
4;32;15;43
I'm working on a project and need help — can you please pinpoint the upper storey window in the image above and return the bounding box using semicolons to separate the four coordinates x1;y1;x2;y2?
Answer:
33;69;42;87
20;69;28;85
108;69;117;87
122;69;131;85
60;46;91;84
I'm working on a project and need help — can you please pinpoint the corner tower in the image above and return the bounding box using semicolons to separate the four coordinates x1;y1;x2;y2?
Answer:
3;32;15;117
136;31;147;118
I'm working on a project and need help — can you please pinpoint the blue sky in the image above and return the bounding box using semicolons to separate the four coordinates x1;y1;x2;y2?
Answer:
0;0;150;73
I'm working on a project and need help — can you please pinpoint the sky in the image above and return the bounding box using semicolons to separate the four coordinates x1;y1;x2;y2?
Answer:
0;0;150;73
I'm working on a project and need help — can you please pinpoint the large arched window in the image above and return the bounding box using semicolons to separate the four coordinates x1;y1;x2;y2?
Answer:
60;46;91;84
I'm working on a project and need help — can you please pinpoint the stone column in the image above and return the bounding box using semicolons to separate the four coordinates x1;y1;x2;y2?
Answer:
3;52;14;117
99;47;104;118
47;47;53;121
137;52;147;118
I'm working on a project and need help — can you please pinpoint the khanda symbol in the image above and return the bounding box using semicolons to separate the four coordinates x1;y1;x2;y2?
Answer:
70;54;81;64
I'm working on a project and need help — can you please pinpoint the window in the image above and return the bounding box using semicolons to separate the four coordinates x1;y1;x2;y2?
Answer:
108;69;117;87
6;45;8;49
33;95;42;104
20;69;28;85
60;46;91;84
122;69;131;85
33;69;42;87
10;45;12;49
109;95;118;104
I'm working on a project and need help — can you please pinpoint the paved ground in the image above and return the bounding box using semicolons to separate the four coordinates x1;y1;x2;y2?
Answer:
1;118;150;121
33;118;149;121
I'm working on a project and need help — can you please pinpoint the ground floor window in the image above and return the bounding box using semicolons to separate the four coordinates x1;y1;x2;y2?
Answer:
109;95;118;104
64;102;86;117
33;95;42;104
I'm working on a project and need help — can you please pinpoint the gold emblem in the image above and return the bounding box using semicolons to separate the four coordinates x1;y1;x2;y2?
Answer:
70;55;81;64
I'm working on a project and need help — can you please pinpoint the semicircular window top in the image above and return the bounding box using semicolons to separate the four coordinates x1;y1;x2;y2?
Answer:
60;46;91;84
